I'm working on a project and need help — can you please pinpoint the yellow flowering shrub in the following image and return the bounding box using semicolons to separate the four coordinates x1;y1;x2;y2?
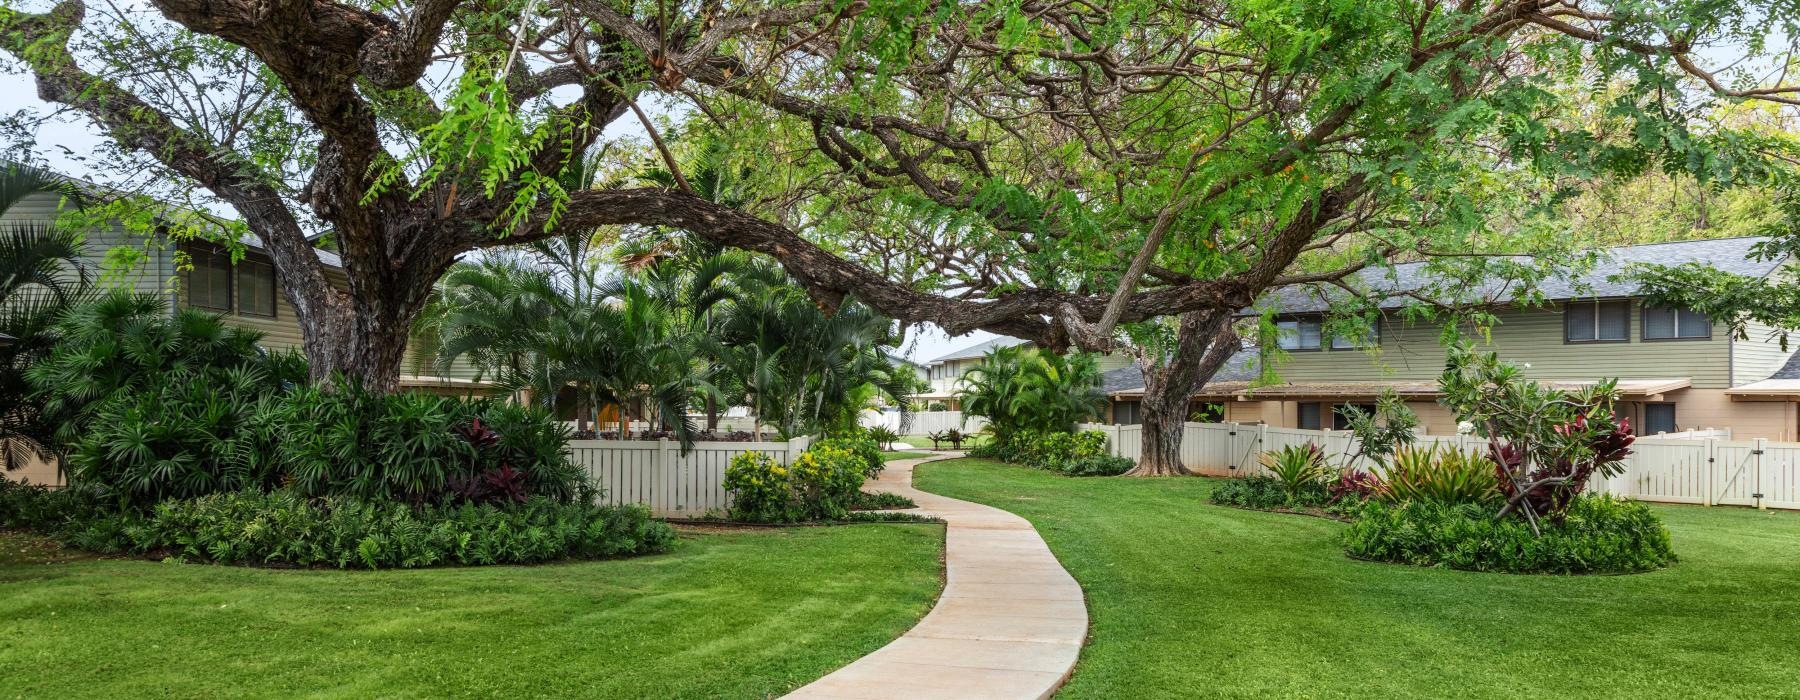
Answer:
724;446;867;523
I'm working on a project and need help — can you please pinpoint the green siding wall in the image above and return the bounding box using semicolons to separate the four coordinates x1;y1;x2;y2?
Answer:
2;191;172;299
1732;316;1795;385
1269;300;1734;388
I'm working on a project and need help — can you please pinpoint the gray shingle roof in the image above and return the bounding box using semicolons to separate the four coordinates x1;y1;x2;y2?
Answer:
1260;236;1783;314
927;336;1029;364
1100;350;1260;395
1769;352;1800;380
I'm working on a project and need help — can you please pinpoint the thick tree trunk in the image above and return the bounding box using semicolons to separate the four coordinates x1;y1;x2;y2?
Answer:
1126;311;1242;477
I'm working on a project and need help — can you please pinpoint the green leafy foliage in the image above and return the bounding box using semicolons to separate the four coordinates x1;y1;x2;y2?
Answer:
957;346;1105;445
815;433;884;478
261;382;580;504
1342;496;1675;574
723;445;868;523
867;425;901;451
1439;342;1634;524
26;292;305;506
1381;445;1502;506
1211;475;1334;511
0;163;92;473
1259;444;1329;500
8;487;673;569
1052;455;1135;477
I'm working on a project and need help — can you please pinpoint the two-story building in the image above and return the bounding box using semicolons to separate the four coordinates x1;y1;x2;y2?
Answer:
1102;237;1800;441
914;336;1136;409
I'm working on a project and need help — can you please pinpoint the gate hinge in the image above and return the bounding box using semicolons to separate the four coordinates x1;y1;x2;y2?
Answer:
1754;493;1766;499
1753;450;1765;455
1708;457;1716;463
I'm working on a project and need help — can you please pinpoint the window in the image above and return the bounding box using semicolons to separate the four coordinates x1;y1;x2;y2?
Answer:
1331;319;1381;350
1297;402;1323;430
1276;319;1322;351
1643;306;1710;340
1643;403;1678;435
1113;400;1142;426
1565;300;1630;343
237;259;277;318
187;247;232;311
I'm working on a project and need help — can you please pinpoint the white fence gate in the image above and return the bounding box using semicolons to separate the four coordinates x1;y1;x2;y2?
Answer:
568;436;812;518
1077;422;1800;512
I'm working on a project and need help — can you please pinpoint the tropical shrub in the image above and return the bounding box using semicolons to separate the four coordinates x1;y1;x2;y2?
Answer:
1052;455;1134;477
0;167;92;473
1330;470;1382;502
63;368;284;507
119;490;669;568
999;429;1110;469
1211;475;1330;510
28;293;307;506
1259;444;1328;500
867;425;901;451
1439;343;1636;527
1381;445;1501;506
723;445;868;523
957;345;1105;445
815;433;884;478
0;478;109;531
263;383;580;505
1341;495;1675;574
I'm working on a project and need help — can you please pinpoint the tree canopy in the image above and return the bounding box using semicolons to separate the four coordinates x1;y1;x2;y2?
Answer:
4;0;1799;469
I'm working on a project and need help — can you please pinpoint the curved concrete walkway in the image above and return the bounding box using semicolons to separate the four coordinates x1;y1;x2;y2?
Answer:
785;454;1087;700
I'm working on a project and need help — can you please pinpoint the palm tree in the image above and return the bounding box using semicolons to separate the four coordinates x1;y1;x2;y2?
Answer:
0;163;91;474
957;345;1106;444
709;261;915;439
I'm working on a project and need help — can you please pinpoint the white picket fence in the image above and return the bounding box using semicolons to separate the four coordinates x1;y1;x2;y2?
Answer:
568;436;812;518
861;410;988;436
1078;422;1800;511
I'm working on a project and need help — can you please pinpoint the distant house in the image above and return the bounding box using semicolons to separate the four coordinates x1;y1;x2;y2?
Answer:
916;336;1134;410
2;187;491;393
1102;237;1800;441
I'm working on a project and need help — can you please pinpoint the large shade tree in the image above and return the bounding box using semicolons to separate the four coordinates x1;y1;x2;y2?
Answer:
3;0;1798;473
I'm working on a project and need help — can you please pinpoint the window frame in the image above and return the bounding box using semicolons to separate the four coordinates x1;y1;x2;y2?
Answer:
185;246;234;313
1563;299;1632;345
1297;402;1323;430
1275;317;1324;352
1642;402;1679;435
236;258;278;319
1641;305;1711;342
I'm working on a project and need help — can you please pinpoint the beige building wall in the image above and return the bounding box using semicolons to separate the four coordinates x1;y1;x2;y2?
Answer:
6;454;63;487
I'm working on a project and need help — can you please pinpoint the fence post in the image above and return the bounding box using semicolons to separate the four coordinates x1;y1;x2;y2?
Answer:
1755;437;1768;510
1704;438;1717;507
658;438;678;515
1106;424;1122;458
1225;422;1241;473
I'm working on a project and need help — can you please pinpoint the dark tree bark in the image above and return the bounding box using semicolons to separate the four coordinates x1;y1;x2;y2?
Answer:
1129;311;1241;477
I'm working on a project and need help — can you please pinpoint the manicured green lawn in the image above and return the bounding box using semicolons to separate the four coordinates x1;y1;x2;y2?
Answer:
915;458;1800;698
0;524;942;698
881;450;931;462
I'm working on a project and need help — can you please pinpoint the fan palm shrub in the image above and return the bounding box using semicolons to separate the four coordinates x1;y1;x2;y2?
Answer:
0;163;92;474
26;292;306;505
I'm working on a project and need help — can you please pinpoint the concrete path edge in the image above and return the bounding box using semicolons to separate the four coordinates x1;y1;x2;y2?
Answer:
783;453;1089;700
